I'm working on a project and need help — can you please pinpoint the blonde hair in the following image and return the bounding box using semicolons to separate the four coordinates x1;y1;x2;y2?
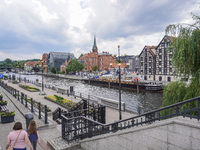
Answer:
28;120;37;134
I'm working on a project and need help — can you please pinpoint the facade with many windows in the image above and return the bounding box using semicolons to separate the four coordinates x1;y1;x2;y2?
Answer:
139;46;156;81
78;37;116;72
139;35;177;83
155;35;176;82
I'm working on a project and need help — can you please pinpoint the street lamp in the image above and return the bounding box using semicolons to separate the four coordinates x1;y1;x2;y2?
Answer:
118;45;122;120
125;63;130;80
40;61;47;95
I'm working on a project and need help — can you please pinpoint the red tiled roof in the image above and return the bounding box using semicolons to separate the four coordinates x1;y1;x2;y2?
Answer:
146;45;156;56
25;61;37;66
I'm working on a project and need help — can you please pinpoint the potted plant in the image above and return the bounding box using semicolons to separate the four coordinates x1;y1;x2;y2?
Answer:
0;100;8;106
0;94;3;100
0;111;15;123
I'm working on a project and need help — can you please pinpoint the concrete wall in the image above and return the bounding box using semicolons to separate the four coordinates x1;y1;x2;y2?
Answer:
80;117;200;150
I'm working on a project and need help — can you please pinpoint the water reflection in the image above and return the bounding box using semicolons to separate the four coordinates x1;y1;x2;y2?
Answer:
5;73;163;113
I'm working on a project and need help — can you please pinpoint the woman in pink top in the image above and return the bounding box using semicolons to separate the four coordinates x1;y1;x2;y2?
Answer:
5;122;33;150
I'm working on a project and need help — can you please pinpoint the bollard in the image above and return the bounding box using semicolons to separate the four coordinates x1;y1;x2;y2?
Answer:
25;95;28;108
25;113;34;130
67;90;69;96
18;90;19;101
70;86;73;95
31;98;33;112
39;102;41;119
45;105;48;124
21;92;24;104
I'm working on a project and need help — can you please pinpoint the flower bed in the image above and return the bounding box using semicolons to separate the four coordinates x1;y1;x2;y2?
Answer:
12;81;19;84
45;95;76;109
0;111;15;123
0;100;8;106
20;85;40;92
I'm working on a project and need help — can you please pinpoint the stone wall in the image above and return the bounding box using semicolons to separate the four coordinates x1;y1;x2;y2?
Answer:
80;117;200;150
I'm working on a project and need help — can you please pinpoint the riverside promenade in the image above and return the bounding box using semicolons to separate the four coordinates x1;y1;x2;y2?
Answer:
0;80;137;150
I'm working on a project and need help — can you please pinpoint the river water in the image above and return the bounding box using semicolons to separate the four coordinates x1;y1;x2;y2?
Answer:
5;73;163;113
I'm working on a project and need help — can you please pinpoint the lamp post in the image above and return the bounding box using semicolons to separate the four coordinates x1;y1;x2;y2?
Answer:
125;63;130;80
118;45;122;120
40;61;47;95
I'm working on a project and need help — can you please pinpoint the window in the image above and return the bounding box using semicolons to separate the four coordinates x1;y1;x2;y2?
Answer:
159;76;162;81
159;68;162;72
159;61;161;65
149;62;151;67
141;57;143;61
168;77;171;82
159;55;162;59
144;76;147;80
149;69;152;73
145;58;147;62
169;68;172;72
169;54;172;59
161;43;165;47
149;57;152;61
159;49;162;53
141;70;143;73
169;61;172;66
141;62;143;66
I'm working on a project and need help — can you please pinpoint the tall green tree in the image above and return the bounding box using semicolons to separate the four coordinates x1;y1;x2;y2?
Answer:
66;59;84;73
163;13;200;107
50;66;56;74
92;65;98;71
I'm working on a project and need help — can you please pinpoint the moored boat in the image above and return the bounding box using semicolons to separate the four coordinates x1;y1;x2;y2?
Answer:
83;78;163;92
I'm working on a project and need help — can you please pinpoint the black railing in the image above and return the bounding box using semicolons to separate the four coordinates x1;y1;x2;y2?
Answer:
0;81;49;124
61;96;200;143
53;99;106;123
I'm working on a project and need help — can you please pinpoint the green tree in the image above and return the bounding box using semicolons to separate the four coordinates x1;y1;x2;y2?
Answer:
4;58;12;66
66;59;84;73
50;67;56;74
92;65;98;71
163;13;200;107
79;54;83;59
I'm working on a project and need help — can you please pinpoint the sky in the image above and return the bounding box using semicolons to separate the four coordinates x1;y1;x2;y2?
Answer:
0;0;199;61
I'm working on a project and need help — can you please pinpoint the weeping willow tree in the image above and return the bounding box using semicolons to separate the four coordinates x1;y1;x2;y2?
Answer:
163;14;200;107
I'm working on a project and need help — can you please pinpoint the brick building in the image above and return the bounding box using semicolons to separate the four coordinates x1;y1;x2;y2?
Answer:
42;53;48;73
78;37;116;72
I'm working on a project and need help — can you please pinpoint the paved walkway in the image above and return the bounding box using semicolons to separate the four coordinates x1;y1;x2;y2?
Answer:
0;80;138;150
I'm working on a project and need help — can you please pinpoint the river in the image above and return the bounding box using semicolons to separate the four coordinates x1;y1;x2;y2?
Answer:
4;72;163;113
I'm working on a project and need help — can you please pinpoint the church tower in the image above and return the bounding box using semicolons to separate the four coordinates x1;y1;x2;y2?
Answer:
92;36;98;53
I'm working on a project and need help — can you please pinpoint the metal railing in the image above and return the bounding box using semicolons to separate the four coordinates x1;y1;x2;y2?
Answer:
61;96;200;143
0;81;49;124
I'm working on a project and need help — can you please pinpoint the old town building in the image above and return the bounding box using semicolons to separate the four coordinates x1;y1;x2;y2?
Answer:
139;35;177;83
78;37;116;72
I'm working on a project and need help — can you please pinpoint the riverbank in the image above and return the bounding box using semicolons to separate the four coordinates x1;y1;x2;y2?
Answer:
36;72;84;80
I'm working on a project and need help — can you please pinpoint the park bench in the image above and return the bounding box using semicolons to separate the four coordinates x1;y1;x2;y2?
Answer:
97;96;126;111
0;105;9;112
57;88;66;94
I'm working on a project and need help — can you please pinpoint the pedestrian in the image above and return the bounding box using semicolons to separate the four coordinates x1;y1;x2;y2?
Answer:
27;120;40;150
5;122;33;150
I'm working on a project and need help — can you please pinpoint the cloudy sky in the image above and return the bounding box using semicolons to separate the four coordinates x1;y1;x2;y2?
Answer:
0;0;199;61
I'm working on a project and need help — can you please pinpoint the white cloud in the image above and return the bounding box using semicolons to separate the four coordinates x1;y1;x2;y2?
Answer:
0;0;199;61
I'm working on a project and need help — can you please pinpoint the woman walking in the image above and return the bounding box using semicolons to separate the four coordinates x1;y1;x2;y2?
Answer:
5;122;33;150
27;120;40;150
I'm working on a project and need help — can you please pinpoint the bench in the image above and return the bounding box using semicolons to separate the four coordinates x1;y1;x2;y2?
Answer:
57;88;66;94
97;96;126;111
0;105;9;112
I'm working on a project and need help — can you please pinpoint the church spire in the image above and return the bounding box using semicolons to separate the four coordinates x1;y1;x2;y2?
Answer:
92;36;98;52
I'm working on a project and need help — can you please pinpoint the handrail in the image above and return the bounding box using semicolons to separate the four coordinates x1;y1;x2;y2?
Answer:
61;95;200;143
